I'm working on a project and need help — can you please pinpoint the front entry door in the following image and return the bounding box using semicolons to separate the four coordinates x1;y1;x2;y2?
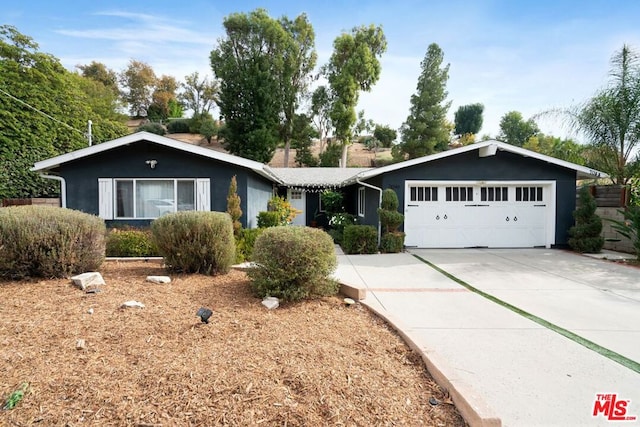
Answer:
287;189;306;226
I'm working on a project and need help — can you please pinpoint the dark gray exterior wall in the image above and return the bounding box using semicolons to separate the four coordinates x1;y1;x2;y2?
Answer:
358;150;577;246
55;141;274;228
246;175;274;228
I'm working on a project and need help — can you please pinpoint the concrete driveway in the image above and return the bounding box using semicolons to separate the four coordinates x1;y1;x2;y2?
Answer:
335;248;640;426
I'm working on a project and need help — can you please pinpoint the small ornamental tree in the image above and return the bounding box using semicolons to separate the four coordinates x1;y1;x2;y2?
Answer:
226;175;242;236
377;188;405;253
568;186;604;253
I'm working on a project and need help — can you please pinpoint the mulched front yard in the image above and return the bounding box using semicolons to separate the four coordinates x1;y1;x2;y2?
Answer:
0;260;465;426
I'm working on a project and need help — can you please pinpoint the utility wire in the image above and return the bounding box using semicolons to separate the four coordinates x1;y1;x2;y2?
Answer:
0;87;86;136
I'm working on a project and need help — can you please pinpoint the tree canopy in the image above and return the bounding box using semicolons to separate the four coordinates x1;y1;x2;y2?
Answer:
211;9;308;163
559;45;640;184
392;43;451;160
454;103;484;136
179;71;219;118
324;24;387;167
498;111;540;147
0;25;128;199
118;59;157;118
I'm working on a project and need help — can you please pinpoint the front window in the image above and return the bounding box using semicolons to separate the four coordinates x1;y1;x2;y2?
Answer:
115;179;196;219
358;187;365;217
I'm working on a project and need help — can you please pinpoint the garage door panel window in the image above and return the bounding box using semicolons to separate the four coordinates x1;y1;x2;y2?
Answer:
481;186;509;202
113;178;200;219
516;186;543;202
410;186;438;202
445;186;473;202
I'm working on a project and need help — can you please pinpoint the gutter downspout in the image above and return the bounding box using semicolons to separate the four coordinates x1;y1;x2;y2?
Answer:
356;177;383;246
39;174;67;208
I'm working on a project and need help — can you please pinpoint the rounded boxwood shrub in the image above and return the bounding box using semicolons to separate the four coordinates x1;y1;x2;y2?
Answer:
136;122;166;135
151;211;235;275
0;206;105;279
342;224;378;254
106;227;160;257
248;226;338;302
380;231;405;253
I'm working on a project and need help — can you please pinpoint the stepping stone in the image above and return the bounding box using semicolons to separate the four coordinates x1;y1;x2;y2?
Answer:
146;275;171;284
121;300;145;309
71;272;105;291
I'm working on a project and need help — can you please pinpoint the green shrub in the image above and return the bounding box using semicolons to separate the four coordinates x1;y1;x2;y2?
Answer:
200;119;218;143
151;211;235;275
167;119;191;134
320;190;344;215
189;112;213;134
257;211;280;228
610;205;640;259
268;196;301;225
326;212;357;244
342;225;378;254
136;122;166;135
568;187;604;253
235;227;264;262
378;210;404;233
0;206;105;279
248;226;338;302
380;231;405;253
106;228;159;257
381;188;399;211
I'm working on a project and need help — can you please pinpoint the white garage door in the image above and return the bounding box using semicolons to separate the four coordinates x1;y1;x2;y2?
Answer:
404;181;556;248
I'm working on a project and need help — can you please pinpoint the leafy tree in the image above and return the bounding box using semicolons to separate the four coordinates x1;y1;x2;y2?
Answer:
119;59;157;117
319;139;342;166
556;45;640;184
373;124;397;148
0;25;120;198
498;111;540;146
310;85;332;154
392;43;451;160
523;134;585;164
568;186;604;253
291;113;319;167
179;71;219;117
210;9;287;163
324;24;387;167
76;61;119;95
200;118;218;143
454;103;484;136
148;75;180;121
278;13;317;168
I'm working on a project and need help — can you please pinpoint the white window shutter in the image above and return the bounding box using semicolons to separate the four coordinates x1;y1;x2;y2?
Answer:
196;178;210;211
98;178;113;219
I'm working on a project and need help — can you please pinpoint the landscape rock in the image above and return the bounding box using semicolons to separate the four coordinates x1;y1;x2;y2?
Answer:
261;297;279;310
121;300;145;309
146;275;171;284
76;339;86;350
71;272;105;291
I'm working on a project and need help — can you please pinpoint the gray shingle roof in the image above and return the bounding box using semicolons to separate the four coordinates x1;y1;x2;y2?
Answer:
268;167;372;188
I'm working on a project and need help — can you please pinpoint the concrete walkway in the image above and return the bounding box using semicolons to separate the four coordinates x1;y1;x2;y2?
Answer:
334;248;640;427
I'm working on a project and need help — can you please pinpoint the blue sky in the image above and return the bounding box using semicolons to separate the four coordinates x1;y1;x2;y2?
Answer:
3;0;640;141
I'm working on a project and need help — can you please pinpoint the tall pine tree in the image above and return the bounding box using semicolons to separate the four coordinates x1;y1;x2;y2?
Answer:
392;43;451;160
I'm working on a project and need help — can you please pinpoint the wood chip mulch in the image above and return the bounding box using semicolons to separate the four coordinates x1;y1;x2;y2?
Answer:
0;261;466;426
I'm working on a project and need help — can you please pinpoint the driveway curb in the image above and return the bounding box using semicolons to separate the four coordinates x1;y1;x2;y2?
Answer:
361;301;502;427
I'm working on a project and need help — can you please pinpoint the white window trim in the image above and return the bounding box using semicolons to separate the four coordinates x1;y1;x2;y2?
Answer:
358;186;365;217
98;178;209;220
